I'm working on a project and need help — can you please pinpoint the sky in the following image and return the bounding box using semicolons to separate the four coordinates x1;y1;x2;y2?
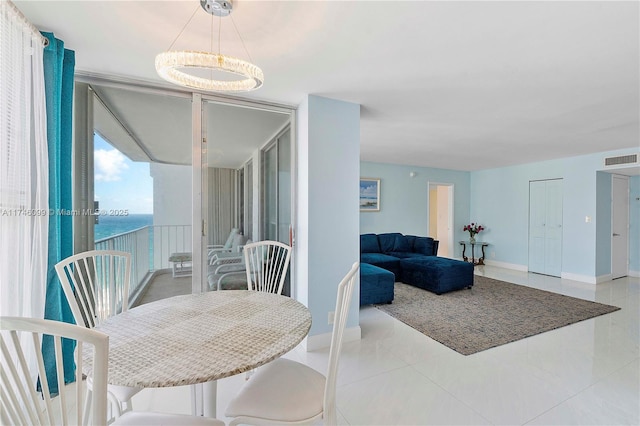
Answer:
94;133;153;214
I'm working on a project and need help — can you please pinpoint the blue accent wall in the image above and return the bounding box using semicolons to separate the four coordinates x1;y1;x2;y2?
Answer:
360;162;470;242
630;175;640;274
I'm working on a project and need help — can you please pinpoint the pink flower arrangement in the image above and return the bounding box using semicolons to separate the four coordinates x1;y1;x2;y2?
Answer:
463;223;484;238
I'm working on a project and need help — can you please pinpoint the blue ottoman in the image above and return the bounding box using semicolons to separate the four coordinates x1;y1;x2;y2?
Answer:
360;263;395;305
400;257;474;295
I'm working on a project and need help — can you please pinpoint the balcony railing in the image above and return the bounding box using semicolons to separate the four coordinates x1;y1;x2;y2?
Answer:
95;225;192;299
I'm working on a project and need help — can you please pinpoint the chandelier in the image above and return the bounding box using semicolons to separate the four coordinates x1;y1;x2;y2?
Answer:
155;0;263;92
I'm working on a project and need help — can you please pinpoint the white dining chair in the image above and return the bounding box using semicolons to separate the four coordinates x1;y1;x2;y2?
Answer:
1;316;109;426
224;262;360;425
243;240;292;295
55;249;141;422
1;316;226;426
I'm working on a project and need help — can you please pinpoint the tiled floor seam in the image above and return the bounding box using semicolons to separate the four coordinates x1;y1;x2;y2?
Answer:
406;363;494;426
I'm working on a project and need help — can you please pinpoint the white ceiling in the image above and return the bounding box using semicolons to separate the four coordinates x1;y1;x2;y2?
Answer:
16;0;640;171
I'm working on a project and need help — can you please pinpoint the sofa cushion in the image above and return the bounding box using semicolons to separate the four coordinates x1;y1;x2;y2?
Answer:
360;234;381;254
404;235;417;251
360;253;401;278
378;233;405;253
386;251;428;259
413;237;436;256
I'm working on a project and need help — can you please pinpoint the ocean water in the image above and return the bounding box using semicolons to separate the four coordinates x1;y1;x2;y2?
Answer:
95;214;153;241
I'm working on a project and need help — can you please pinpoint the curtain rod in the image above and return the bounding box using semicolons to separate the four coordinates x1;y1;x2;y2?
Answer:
5;0;49;47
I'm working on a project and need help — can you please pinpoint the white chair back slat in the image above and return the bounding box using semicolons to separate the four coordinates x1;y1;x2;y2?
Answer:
243;241;292;295
81;257;98;326
55;250;131;328
1;316;109;426
1;333;42;425
323;261;360;425
54;335;68;425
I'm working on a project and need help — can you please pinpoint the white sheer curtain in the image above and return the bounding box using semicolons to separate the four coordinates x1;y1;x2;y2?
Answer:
0;0;49;320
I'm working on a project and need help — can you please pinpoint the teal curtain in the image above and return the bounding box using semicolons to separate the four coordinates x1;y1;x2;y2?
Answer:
41;32;76;393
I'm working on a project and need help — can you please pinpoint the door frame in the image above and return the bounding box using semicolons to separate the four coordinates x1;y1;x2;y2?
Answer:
611;174;629;279
427;182;454;258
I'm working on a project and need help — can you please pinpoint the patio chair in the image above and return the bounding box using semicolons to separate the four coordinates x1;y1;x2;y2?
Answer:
207;227;240;257
1;316;226;426
207;261;248;291
243;240;292;295
208;235;249;265
224;262;360;425
54;250;141;423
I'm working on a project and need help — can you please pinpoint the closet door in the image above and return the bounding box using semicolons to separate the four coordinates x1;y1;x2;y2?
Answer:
528;181;547;274
529;179;563;276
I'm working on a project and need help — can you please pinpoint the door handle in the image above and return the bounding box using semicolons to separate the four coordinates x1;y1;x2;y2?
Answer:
613;233;620;236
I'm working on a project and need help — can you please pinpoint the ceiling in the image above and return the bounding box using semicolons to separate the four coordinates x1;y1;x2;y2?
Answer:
92;85;289;167
16;0;640;172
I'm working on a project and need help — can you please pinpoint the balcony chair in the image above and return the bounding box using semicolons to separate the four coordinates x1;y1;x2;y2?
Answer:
243;240;292;295
207;227;240;257
54;250;141;423
1;316;226;426
208;234;249;265
224;262;361;425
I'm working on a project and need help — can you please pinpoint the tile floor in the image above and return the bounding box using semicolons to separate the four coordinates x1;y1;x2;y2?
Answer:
132;266;639;425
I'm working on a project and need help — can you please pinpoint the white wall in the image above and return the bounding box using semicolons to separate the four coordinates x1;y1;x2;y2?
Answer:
296;95;360;346
150;163;192;226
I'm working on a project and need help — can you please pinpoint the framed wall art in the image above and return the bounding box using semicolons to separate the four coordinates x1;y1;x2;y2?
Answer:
360;178;380;212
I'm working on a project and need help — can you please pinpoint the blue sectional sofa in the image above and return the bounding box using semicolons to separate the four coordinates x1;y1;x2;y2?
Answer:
360;233;473;301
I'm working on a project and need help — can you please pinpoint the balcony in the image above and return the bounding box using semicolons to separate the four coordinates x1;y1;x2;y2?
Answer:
95;225;192;306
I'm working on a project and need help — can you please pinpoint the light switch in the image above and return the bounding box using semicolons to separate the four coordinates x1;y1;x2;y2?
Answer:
585;216;591;223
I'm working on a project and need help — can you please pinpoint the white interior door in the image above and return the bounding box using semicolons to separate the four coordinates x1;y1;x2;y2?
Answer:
612;175;629;279
544;180;563;277
529;179;563;277
529;181;546;274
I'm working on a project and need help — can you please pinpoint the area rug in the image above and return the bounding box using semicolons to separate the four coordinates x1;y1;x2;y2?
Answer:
375;276;620;355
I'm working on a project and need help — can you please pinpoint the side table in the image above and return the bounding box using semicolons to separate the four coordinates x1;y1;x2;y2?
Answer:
169;252;192;277
459;241;489;266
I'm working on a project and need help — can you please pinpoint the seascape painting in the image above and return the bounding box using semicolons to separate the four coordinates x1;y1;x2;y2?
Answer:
360;178;380;211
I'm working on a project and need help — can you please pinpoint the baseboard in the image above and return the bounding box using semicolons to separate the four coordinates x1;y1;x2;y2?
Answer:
303;325;361;352
482;260;528;272
561;272;598;284
595;274;613;284
629;270;640;278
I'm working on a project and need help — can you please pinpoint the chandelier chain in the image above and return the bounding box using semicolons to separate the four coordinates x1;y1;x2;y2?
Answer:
218;15;222;55
167;4;201;51
230;15;253;64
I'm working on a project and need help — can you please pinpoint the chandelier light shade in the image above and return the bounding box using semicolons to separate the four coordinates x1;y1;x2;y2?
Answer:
155;51;264;92
155;0;263;93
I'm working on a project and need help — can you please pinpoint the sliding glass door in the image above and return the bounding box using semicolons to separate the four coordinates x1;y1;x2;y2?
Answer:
262;127;291;244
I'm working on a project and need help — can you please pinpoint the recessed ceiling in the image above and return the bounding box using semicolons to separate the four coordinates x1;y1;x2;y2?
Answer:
16;1;640;171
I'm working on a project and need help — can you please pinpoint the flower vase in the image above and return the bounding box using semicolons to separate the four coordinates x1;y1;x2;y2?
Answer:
469;235;476;244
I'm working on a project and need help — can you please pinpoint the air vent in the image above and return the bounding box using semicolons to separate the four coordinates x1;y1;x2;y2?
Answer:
604;154;638;167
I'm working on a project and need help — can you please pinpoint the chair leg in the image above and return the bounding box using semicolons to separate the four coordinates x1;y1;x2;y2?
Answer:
106;391;123;419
